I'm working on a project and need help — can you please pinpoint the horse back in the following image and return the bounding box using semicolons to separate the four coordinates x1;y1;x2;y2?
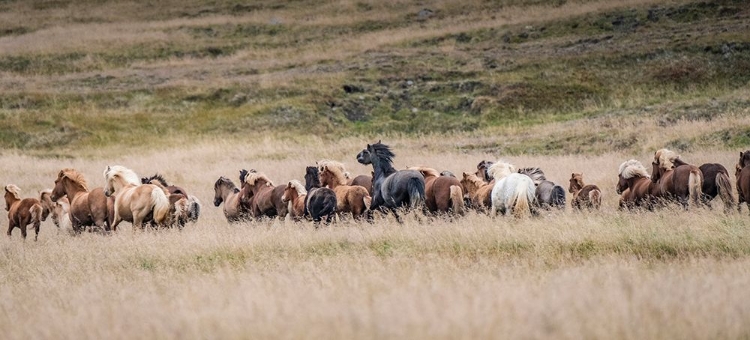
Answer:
348;175;373;195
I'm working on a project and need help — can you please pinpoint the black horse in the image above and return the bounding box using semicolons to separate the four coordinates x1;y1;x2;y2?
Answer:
303;166;337;226
356;141;425;222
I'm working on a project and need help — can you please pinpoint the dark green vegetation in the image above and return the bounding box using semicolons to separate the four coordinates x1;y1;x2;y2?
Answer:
0;0;748;153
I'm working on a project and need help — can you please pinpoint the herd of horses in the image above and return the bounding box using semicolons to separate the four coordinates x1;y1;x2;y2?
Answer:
5;142;750;240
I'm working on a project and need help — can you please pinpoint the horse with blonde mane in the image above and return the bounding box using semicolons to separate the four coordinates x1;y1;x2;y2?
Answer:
651;149;703;209
103;165;171;231
142;173;201;225
488;161;536;218
318;159;373;195
5;185;47;240
40;189;71;230
460;172;494;211
568;173;602;211
240;172;288;220
319;165;371;220
617;159;658;210
281;180;307;221
408;166;464;216
51;168;113;233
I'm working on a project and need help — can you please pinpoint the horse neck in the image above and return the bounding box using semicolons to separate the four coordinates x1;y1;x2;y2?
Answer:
570;180;583;193
370;156;396;181
462;179;481;195
63;178;88;198
251;180;271;195
4;192;19;210
322;172;344;189
673;158;689;167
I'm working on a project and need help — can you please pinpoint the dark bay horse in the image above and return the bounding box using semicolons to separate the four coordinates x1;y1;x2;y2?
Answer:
304;166;337;225
617;159;658;210
698;163;734;213
5;185;47;240
51;168;113;233
651;149;703;209
356;141;425;223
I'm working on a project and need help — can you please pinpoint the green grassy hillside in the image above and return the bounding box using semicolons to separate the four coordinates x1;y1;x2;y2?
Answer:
0;0;748;154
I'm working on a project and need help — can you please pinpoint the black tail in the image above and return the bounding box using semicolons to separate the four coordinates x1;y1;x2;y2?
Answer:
551;185;566;209
408;177;426;210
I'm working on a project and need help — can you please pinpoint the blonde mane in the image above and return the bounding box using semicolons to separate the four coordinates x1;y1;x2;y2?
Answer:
104;165;141;186
407;166;440;178
321;165;349;185
488;161;515;181
5;184;21;200
317;159;350;179
288;180;307;195
460;172;485;189
60;168;89;191
246;172;274;187
655;149;679;171
618;160;650;179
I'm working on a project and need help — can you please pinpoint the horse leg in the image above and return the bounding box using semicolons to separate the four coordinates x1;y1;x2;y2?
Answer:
6;222;14;238
20;223;27;240
391;207;402;224
33;220;40;241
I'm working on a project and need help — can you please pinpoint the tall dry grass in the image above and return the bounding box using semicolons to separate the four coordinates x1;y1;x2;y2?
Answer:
1;136;749;339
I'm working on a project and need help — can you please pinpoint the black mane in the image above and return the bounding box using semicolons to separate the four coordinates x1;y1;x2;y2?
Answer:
142;173;169;187
369;142;395;166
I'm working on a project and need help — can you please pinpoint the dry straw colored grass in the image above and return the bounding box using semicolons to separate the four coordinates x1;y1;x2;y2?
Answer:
1;136;749;339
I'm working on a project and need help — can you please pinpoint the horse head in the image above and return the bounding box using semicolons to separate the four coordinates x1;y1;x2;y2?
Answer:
213;176;234;207
51;170;67;201
739;150;750;169
305;166;321;190
357;147;372;165
650;161;662;183
569;173;583;194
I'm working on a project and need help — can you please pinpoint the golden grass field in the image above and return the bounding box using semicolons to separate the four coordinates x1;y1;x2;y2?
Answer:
2;0;750;338
2;134;750;339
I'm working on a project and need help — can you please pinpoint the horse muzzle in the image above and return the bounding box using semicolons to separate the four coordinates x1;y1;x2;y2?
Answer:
104;189;112;197
214;198;222;207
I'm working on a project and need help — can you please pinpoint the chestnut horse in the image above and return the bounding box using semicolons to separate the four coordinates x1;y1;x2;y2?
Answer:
319;165;371;220
213;176;251;222
304;166;337;225
651;149;703;209
568;173;601;210
241;172;287;220
51;168;113;233
103;165;170;231
281;180;307;221
460;172;494;211
408;166;464;216
616;159;657;210
5;185;47;240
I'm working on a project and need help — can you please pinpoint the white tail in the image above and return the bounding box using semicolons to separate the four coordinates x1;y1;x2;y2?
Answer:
688;170;703;208
151;188;171;226
449;185;465;215
511;180;532;219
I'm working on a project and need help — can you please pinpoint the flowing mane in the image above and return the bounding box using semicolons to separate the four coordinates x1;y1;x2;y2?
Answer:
60;168;89;191
288;180;307;195
317;160;349;179
141;173;169;187
488;161;515;181
370;142;396;167
5;184;21;200
321;165;348;185
408;166;440;178
655;149;680;171
517;167;547;185
619;159;650;179
245;172;274;187
104;165;141;185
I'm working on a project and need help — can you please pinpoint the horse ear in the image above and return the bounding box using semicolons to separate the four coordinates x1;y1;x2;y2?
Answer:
377;139;381;144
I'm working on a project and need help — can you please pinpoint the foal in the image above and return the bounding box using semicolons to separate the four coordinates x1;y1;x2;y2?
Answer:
568;173;602;210
281;180;307;221
5;185;47;240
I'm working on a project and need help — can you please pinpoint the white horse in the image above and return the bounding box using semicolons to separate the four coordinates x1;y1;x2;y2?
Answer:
488;161;536;218
103;165;170;231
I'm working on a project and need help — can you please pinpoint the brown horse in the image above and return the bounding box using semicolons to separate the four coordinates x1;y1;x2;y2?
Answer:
408;166;464;216
142;173;201;224
736;151;750;213
213;176;251;222
697;163;734;213
319;165;371;220
40;189;69;229
616;159;658;210
347;174;373;195
281;180;307;221
51;168;114;233
652;149;703;209
241;172;288;220
5;185;46;241
103;165;171;231
569;173;602;210
460;172;494;211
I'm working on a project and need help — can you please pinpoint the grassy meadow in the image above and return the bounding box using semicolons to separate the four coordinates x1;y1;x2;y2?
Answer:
1;0;750;338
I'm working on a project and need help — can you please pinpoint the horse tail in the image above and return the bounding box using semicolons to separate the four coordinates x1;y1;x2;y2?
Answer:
29;203;43;224
589;189;602;210
551;185;566;210
716;172;734;213
688;169;703;208
363;195;372;210
511;180;532;219
188;195;201;222
151;188;171;226
408;177;426;210
449;185;465;215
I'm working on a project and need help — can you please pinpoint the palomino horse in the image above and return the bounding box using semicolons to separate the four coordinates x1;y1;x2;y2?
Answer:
142;173;201;224
697;163;734;212
408;166;464;216
103;165;170;231
281;180;307;221
317;159;373;195
304;166;337;225
652;149;703;209
319;165;371;220
50;168;113;233
460;172;494;211
488;161;536;218
517;167;565;210
569;173;602;210
356;141;425;223
5;185;47;240
213;176;251;222
240;172;287;220
616;159;657;210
